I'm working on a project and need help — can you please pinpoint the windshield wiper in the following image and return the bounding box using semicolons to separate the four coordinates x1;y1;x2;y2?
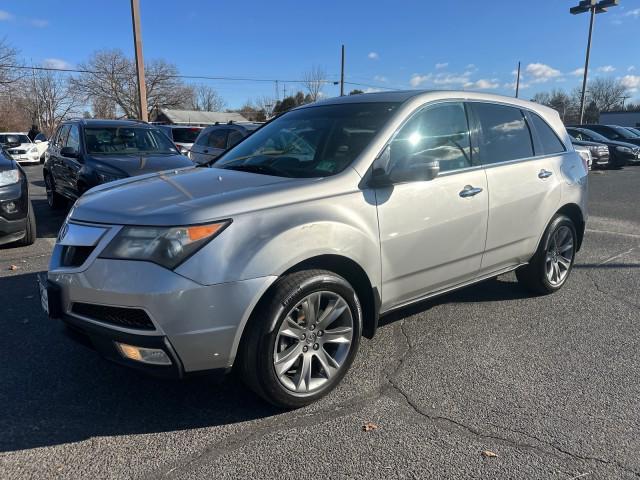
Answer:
221;164;290;177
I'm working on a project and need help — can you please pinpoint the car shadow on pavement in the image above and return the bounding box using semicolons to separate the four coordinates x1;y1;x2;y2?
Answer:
0;271;280;453
378;276;530;327
32;198;67;238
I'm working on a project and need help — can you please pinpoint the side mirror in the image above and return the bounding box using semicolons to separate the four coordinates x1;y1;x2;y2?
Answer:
34;139;42;144
371;148;440;186
60;146;79;159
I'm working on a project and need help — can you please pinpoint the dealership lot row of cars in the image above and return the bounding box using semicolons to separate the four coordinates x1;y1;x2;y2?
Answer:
1;115;638;251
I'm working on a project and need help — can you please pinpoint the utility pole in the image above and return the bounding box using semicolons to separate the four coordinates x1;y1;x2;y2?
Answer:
130;0;148;121
515;61;521;98
340;44;345;96
570;0;618;124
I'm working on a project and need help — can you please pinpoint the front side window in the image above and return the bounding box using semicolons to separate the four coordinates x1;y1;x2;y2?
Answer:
387;102;473;174
66;125;80;150
57;125;71;148
215;102;399;178
34;133;47;142
473;103;534;164
0;134;30;145
530;113;565;155
83;127;178;155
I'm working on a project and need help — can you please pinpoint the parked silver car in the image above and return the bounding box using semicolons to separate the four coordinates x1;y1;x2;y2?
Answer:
39;91;587;407
189;122;261;165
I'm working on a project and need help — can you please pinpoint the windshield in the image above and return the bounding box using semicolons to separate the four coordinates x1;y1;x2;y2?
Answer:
84;127;178;155
171;127;202;143
624;127;640;137
0;134;30;144
609;125;637;139
214;102;400;178
578;129;610;143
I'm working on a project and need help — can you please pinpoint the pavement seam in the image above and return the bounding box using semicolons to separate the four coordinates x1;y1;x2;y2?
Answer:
385;320;640;478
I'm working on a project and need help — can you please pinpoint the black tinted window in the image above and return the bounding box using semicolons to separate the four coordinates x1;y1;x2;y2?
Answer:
207;129;229;149
227;130;245;148
388;102;472;174
473;103;533;164
172;127;201;143
530;113;565;155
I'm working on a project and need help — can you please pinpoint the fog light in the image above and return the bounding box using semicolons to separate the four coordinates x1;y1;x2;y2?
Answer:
115;342;172;365
2;201;17;214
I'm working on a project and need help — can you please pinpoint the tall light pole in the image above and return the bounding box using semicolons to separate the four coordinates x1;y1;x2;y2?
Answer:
130;0;148;121
340;44;345;96
515;61;521;98
570;0;618;124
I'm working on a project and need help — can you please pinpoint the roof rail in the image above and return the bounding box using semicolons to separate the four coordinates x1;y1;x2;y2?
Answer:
227;120;234;124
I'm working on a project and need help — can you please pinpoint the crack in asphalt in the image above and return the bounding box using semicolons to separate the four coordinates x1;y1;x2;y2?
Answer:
385;321;640;478
144;321;412;479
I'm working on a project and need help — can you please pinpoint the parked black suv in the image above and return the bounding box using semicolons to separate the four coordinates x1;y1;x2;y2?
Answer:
0;146;36;246
43;119;194;209
571;124;640;147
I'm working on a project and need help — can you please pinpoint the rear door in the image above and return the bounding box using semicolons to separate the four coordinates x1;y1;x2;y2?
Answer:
190;128;230;165
469;102;563;273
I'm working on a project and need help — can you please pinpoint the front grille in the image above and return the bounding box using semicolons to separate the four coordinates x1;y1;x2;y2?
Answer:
61;246;94;267
9;149;26;155
71;303;155;330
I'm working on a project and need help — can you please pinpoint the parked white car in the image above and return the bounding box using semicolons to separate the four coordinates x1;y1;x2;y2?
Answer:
0;133;47;164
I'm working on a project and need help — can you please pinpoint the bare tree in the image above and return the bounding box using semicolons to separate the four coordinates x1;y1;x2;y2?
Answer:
19;70;81;136
70;49;192;119
0;37;22;90
91;96;117;119
189;84;226;111
586;77;628;113
302;65;327;102
253;95;276;118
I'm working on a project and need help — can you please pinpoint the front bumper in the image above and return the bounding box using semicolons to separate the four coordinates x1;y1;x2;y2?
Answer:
47;252;276;374
0;176;29;245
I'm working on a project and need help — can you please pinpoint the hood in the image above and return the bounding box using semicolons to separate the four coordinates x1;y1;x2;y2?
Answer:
71;167;314;225
89;153;193;177
571;139;605;147
600;139;640;149
6;142;34;151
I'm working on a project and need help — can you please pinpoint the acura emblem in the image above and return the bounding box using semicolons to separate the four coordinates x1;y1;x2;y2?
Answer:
58;223;69;242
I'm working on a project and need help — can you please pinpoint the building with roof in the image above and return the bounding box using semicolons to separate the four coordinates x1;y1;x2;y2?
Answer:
599;110;640;127
151;108;248;126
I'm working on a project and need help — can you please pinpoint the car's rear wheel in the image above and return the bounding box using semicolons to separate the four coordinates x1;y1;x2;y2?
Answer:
44;173;66;209
239;269;362;408
516;214;577;294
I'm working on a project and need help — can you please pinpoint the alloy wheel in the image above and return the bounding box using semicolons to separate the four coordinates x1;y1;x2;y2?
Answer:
545;225;574;286
273;291;353;394
44;175;53;207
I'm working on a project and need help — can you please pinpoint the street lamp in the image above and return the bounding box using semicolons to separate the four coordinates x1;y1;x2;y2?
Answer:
570;0;618;124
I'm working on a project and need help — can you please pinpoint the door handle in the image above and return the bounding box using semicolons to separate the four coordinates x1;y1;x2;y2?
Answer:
459;185;483;198
538;169;553;179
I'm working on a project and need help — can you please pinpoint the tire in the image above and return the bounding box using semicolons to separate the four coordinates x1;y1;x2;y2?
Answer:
516;214;577;295
44;172;66;210
17;200;36;246
238;269;362;408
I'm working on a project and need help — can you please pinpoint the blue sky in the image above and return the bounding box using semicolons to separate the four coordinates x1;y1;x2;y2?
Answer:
1;0;639;108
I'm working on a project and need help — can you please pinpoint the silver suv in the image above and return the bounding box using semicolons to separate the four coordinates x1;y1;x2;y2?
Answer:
40;91;587;408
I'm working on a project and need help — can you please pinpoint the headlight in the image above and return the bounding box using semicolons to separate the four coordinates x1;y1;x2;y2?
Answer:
616;146;633;153
0;169;20;187
28;146;38;153
96;171;125;184
100;221;231;269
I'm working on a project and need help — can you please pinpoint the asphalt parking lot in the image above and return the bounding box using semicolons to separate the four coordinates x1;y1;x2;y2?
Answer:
1;164;639;479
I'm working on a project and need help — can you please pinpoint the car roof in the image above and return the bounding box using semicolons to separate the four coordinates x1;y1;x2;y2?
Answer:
204;122;262;131
64;119;153;128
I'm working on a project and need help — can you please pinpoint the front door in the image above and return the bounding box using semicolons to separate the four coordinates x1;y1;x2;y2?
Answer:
374;102;489;310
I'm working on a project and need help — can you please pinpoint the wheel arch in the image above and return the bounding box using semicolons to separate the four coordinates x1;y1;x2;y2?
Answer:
556;203;585;251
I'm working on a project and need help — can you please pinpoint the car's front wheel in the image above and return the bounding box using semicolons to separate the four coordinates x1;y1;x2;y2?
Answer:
516;214;577;294
239;269;362;408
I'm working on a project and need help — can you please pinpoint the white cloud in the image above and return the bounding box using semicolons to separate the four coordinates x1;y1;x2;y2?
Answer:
570;68;585;76
464;78;499;89
30;18;49;27
43;58;72;69
433;74;470;85
373;75;388;83
364;87;382;93
525;63;561;83
367;52;379;60
435;62;448;70
624;8;640;17
597;65;616;73
466;64;476;70
620;75;640;89
628;66;636;72
409;73;432;87
0;10;13;20
503;81;530;90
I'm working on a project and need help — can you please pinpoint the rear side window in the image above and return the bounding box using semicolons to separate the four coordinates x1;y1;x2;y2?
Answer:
530;113;565;155
227;130;245;148
207;129;229;148
472;103;534;164
172;127;201;143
